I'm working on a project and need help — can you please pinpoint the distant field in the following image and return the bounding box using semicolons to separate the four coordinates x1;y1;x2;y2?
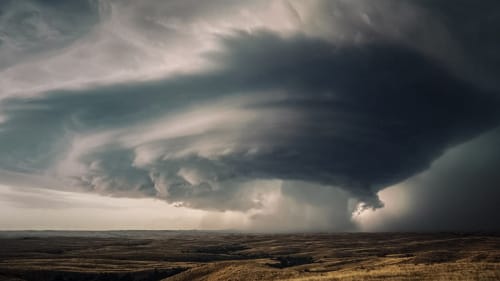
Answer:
0;232;499;281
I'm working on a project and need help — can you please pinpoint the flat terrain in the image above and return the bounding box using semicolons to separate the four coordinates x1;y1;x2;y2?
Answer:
0;232;499;280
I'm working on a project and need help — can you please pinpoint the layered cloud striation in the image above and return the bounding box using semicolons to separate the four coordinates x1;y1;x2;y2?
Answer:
0;0;499;231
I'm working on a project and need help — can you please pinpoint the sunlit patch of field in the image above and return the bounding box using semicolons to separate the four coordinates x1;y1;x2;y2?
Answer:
162;257;500;281
0;232;498;280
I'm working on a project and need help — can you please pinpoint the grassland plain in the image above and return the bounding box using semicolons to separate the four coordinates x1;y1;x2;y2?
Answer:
0;232;498;281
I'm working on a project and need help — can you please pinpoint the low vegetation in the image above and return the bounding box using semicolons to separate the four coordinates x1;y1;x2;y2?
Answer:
0;232;498;280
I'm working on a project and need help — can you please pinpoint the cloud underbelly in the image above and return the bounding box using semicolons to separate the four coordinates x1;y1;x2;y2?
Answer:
1;31;498;212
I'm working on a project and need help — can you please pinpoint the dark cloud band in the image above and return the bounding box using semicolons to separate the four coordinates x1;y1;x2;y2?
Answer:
1;31;499;211
1;0;500;232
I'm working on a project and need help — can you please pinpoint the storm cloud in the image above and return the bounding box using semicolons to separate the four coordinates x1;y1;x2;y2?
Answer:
0;0;101;69
0;0;499;231
356;128;500;231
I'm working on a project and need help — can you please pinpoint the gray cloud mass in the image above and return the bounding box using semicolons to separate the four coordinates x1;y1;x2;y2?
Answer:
0;0;101;69
2;31;498;210
0;0;499;231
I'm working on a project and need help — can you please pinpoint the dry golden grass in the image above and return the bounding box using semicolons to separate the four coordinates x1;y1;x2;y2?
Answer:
0;232;498;280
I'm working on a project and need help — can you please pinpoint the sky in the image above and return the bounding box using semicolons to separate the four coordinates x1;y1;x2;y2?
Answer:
0;0;499;232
